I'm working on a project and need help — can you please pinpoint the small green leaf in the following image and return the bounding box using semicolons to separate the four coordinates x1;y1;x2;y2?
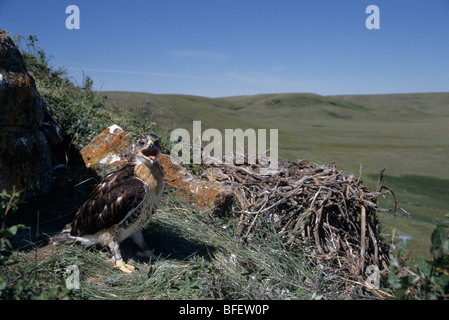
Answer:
444;239;449;253
7;225;18;236
419;260;432;278
431;227;446;255
0;279;6;291
0;226;19;239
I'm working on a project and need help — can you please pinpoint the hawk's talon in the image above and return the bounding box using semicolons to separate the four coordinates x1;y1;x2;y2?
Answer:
113;259;135;273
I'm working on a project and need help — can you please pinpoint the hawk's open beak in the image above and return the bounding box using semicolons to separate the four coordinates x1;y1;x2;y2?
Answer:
141;140;160;161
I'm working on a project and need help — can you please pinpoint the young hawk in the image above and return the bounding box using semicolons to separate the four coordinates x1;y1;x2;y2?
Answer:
52;133;165;273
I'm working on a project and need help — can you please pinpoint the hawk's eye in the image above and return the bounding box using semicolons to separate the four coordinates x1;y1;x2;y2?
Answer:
138;140;145;146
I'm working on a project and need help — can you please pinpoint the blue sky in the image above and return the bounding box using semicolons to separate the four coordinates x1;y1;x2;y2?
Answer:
1;0;448;97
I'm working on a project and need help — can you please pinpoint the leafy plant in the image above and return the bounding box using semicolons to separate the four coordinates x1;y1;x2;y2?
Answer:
384;216;449;299
0;188;26;264
418;214;449;299
0;188;72;300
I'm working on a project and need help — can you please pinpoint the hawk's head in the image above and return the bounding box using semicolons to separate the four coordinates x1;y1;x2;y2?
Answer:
133;133;161;167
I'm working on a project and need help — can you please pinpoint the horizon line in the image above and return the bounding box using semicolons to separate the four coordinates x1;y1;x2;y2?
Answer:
97;89;449;99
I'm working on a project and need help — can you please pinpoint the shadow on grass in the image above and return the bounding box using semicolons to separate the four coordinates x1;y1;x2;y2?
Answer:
120;220;217;264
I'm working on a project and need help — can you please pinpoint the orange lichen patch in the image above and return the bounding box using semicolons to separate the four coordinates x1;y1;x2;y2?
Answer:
16;73;33;88
80;125;131;172
8;73;36;101
0;30;15;46
159;154;233;214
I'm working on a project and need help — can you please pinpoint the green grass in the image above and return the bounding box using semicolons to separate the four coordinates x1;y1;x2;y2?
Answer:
2;191;352;300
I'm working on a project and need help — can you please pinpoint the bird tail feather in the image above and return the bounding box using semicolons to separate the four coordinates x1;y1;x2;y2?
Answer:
51;230;77;245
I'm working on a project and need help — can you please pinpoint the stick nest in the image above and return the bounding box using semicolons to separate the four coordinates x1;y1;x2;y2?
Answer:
202;158;392;278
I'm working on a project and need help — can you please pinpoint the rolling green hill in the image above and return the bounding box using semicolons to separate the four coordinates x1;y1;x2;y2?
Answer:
104;90;449;259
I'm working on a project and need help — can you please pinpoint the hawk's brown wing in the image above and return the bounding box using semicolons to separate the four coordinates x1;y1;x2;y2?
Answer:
70;164;147;237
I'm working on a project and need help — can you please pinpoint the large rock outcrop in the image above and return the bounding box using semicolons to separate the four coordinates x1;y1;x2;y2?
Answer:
0;30;64;198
